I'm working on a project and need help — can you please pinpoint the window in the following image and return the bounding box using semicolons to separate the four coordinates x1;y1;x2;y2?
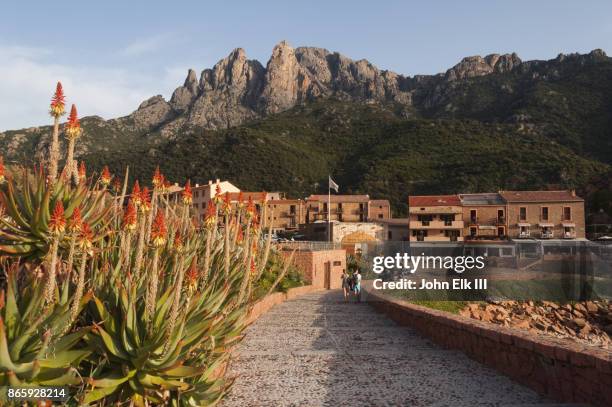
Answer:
541;207;549;221
333;261;341;266
519;207;527;221
563;207;572;221
497;209;504;221
388;231;392;239
470;209;477;223
470;227;477;237
323;203;328;213
378;214;383;219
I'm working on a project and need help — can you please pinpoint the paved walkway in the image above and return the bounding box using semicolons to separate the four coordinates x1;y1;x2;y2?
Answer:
222;290;557;406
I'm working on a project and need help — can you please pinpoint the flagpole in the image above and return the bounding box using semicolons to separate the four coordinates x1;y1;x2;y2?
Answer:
328;176;331;242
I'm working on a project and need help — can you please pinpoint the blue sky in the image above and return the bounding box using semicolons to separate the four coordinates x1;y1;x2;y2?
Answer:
1;0;611;130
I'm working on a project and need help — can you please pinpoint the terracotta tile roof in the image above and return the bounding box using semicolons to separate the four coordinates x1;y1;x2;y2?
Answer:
267;199;303;204
307;194;370;203
369;199;390;206
499;190;583;203
409;195;461;207
375;218;410;225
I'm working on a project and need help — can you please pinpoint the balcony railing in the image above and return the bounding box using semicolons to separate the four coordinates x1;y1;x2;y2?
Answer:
410;220;464;229
541;231;554;239
518;231;531;238
563;231;576;239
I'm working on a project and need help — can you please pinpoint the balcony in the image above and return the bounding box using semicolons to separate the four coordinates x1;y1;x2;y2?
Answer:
541;231;554;239
518;231;531;239
409;220;463;229
563;231;576;239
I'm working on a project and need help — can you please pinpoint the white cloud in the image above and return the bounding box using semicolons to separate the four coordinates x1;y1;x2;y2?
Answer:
0;45;184;131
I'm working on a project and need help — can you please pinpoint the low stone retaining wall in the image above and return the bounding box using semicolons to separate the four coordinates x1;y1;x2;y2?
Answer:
247;285;321;325
365;290;612;406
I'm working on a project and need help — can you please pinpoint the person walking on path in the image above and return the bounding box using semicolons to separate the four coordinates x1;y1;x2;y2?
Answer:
341;270;350;301
354;270;362;302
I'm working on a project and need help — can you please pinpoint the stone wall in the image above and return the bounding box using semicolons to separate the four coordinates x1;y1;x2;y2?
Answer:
365;289;612;406
281;249;346;289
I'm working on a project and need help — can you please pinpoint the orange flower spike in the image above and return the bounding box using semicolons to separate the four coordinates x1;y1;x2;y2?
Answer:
150;210;167;247
49;200;66;235
68;206;83;234
186;258;199;293
237;191;244;208
204;201;217;229
246;196;255;219
0;156;5;184
222;192;232;215
50;82;66;118
140;187;151;212
78;161;86;181
131;181;141;206
80;222;94;252
122;200;138;232
237;227;244;243
101;166;112;186
250;258;257;275
65;104;82;139
112;177;121;193
173;231;184;253
152;166;163;189
182;180;193;205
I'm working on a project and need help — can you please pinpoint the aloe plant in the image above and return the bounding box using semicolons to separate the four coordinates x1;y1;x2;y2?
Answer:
80;207;254;405
0;262;91;402
0;166;111;261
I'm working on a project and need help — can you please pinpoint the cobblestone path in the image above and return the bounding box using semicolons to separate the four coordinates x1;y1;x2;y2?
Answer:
222;291;562;406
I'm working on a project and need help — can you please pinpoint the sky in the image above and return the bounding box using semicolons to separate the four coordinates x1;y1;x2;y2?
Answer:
1;0;611;130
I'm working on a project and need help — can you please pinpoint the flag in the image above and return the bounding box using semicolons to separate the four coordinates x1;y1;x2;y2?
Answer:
328;176;339;193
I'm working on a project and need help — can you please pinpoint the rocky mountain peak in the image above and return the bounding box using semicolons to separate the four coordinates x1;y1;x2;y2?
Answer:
445;53;522;81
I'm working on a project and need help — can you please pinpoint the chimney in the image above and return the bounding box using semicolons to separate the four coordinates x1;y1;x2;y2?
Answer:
195;183;199;188
208;180;212;185
174;182;178;186
570;189;576;197
216;178;220;183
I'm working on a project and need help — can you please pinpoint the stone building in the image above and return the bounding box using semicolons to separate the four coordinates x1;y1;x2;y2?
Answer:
408;195;464;242
460;193;507;240
305;194;390;223
499;190;585;239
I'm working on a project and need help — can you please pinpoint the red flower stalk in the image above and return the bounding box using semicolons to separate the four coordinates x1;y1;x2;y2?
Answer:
246;196;255;218
131;181;142;206
49;201;66;235
50;82;66;118
250;258;256;275
173;231;183;252
80;222;93;251
150;210;167;247
222;192;232;215
123;200;137;231
101;166;111;186
65;104;82;139
237;191;244;207
182;180;193;205
204;200;217;229
152;166;163;188
78;161;86;181
237;227;244;243
0;156;5;183
68;206;83;233
186;258;199;292
140;187;151;212
112;177;121;192
213;182;222;204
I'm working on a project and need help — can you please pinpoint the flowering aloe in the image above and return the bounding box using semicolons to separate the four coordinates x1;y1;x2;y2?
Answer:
0;156;5;184
64;104;82;183
182;180;193;206
48;82;66;182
